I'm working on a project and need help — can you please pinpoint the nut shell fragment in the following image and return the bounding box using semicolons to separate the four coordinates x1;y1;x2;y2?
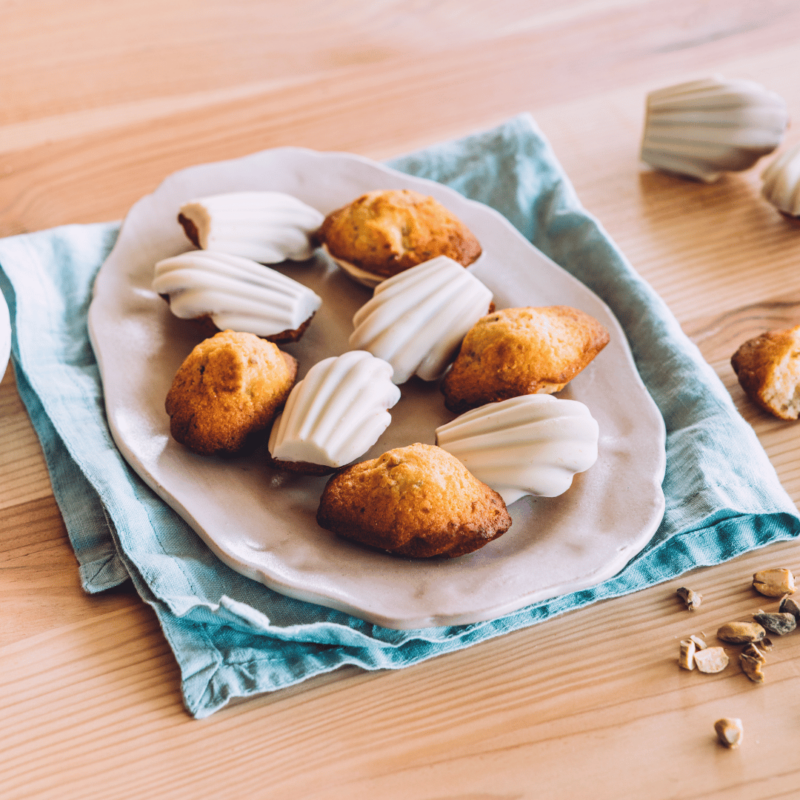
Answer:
753;568;796;597
742;643;766;661
753;610;797;636
677;586;703;611
714;718;744;749
779;594;800;620
717;621;766;644
740;652;766;684
739;642;767;683
679;639;696;670
694;647;729;674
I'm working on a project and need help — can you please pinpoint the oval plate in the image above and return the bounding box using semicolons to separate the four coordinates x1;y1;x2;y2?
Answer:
88;147;666;630
0;289;10;380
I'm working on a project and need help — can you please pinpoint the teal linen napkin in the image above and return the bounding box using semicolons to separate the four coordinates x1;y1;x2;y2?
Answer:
2;113;798;718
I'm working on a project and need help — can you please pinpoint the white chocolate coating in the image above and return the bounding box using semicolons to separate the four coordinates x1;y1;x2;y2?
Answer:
321;244;383;288
268;351;401;468
349;256;492;384
179;191;324;262
762;141;800;216
641;77;788;183
152;250;321;338
435;394;599;505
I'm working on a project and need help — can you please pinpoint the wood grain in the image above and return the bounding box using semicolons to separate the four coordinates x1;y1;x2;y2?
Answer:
2;1;800;798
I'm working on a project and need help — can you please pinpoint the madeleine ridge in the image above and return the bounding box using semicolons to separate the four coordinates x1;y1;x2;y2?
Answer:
152;250;322;343
177;191;324;263
316;443;512;558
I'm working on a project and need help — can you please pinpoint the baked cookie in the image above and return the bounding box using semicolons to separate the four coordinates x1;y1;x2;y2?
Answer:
165;330;297;456
318;189;482;285
731;325;800;420
152;250;321;344
316;443;511;558
441;306;610;414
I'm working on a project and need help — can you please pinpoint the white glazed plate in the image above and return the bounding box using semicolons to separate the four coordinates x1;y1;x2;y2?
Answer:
88;148;666;630
0;289;10;381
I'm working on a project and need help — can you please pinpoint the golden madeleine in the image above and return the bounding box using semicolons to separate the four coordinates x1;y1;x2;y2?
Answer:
731;325;800;420
318;189;482;280
441;306;610;413
165;330;297;455
316;443;511;558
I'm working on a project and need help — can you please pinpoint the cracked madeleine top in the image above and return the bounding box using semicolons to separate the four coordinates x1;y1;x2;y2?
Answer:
318;189;482;279
165;330;297;456
316;443;511;558
441;306;610;414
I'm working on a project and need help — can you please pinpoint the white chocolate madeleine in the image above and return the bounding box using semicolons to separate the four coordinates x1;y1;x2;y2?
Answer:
178;191;324;263
641;76;788;183
268;351;401;471
153;250;321;340
348;255;493;385
762;142;800;217
435;394;599;505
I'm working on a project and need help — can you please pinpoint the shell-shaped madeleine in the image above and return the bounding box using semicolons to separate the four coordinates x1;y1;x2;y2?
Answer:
153;250;322;341
762;142;800;217
268;351;401;471
349;256;493;384
178;191;324;263
435;394;599;505
641;77;788;183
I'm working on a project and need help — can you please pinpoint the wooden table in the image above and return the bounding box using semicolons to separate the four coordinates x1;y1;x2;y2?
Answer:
3;2;800;797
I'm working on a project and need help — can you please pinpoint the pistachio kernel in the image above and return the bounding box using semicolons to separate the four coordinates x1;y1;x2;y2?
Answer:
717;621;766;644
679;639;696;670
714;718;744;749
694;647;729;674
753;569;796;598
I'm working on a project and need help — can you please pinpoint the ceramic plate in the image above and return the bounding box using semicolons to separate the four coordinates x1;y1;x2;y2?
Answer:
0;289;10;380
88;148;666;629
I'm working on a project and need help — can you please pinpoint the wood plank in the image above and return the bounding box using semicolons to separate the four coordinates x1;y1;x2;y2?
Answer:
2;545;800;799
